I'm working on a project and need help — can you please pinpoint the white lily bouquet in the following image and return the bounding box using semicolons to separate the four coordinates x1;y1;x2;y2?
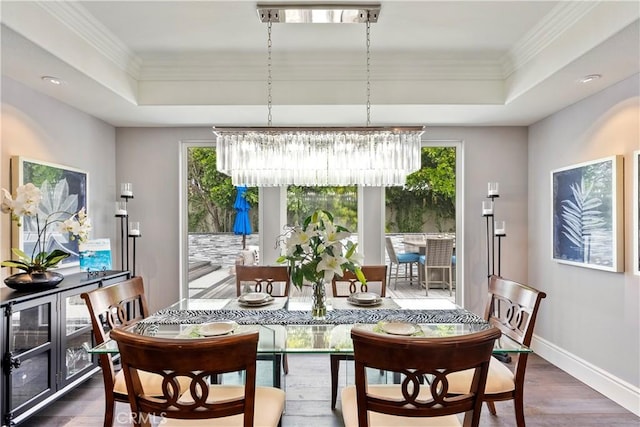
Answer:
277;210;365;318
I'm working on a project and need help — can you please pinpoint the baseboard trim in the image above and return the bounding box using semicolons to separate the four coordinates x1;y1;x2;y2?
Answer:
532;335;640;416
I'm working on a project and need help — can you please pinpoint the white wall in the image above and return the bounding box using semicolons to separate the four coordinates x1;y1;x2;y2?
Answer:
528;73;640;413
1;77;117;281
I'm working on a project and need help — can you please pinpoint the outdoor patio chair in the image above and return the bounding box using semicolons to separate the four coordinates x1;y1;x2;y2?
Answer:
385;236;420;289
418;237;455;296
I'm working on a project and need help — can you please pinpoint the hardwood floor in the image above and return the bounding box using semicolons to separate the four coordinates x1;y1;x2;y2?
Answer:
31;353;638;426
27;277;637;426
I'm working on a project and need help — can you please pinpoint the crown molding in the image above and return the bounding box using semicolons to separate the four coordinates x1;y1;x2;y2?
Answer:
36;1;142;78
501;1;598;78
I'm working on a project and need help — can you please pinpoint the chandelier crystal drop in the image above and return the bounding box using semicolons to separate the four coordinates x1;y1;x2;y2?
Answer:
214;4;424;187
215;127;423;186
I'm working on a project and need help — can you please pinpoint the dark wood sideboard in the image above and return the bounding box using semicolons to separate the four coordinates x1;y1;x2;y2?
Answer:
0;270;130;426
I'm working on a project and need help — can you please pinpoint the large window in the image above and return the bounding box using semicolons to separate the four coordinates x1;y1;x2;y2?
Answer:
385;146;456;234
181;143;458;299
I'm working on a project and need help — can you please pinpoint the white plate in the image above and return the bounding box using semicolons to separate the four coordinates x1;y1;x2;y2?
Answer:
240;292;270;302
347;296;382;307
381;322;417;336
199;321;238;336
238;296;274;307
351;292;380;302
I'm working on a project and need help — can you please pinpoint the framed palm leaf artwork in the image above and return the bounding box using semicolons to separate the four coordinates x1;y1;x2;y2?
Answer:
551;155;623;272
634;151;639;276
10;157;89;269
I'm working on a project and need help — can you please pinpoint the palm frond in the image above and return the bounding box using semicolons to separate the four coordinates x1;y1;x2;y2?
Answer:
560;178;607;260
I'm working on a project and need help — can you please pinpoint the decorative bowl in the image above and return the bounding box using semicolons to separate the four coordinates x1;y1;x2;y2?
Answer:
4;271;64;292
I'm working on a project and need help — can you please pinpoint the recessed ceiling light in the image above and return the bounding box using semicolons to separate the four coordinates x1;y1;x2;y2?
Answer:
41;76;64;85
579;74;602;84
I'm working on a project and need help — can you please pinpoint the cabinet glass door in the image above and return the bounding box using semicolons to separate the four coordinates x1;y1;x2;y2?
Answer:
61;288;97;384
8;298;55;414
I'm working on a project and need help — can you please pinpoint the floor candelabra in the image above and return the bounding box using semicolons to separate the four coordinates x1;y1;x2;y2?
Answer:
483;182;510;363
116;183;142;276
482;182;507;284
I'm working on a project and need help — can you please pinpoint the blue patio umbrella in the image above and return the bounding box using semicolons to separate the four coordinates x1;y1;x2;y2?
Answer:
233;185;252;249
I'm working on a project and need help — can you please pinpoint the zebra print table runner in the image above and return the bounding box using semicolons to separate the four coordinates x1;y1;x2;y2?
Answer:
142;307;485;326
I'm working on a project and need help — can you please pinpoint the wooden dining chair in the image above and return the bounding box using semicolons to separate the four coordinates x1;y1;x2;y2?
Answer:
235;265;291;297
446;275;547;427
341;326;502;426
81;276;190;427
329;265;387;409
234;264;290;378
331;265;387;298
109;327;285;427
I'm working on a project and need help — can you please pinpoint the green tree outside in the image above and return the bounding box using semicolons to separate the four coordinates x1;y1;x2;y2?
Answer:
386;147;456;232
187;147;258;233
187;146;455;234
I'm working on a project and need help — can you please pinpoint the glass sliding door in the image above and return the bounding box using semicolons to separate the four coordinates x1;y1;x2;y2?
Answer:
385;144;458;301
183;143;259;298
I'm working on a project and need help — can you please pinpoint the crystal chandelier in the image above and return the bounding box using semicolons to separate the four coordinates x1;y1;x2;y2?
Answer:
214;4;424;187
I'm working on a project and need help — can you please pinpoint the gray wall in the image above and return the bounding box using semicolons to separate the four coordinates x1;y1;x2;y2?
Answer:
528;74;639;401
115;128;213;311
1;77;117;279
427;128;529;313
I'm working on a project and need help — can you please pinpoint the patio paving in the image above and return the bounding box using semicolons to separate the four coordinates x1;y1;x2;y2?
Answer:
188;233;454;301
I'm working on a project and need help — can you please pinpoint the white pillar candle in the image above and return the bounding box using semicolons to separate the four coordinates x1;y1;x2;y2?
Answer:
488;182;499;197
482;200;493;216
115;201;127;216
129;221;141;236
494;220;506;236
121;182;133;197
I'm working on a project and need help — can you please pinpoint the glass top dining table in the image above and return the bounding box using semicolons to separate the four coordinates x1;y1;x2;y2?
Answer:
88;296;529;355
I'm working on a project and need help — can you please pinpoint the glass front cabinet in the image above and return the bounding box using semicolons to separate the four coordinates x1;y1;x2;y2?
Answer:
3;295;58;424
1;271;129;426
59;288;96;388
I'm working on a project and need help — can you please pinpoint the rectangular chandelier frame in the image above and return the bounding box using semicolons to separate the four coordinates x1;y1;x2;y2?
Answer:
257;4;380;23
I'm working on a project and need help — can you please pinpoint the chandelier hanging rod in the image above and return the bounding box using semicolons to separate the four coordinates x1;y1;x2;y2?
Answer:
213;3;425;187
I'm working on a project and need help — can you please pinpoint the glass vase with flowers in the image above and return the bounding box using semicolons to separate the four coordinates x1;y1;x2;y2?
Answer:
1;183;91;290
278;210;365;319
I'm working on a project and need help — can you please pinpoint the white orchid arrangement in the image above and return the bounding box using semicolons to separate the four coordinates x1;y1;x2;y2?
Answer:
1;183;92;273
277;210;365;290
